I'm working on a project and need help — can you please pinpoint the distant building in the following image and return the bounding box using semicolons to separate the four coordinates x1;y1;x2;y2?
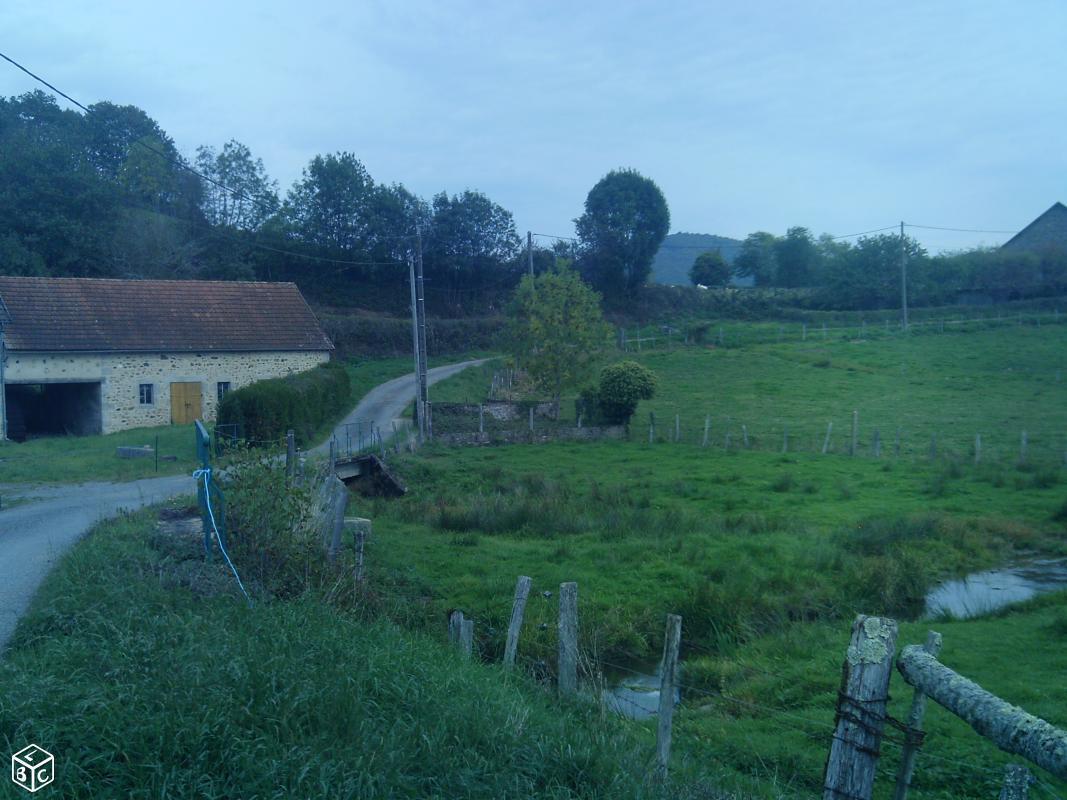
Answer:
0;277;333;440
1001;202;1067;254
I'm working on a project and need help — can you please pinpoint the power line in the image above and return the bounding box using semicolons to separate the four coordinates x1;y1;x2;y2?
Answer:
905;223;1018;235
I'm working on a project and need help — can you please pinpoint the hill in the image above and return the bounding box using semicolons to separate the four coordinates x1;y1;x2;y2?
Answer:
651;231;745;286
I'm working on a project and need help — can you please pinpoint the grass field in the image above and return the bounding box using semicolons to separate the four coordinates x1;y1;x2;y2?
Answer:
362;323;1067;799
0;508;712;800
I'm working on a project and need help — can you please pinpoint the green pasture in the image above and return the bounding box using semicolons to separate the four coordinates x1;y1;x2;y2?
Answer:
363;322;1067;798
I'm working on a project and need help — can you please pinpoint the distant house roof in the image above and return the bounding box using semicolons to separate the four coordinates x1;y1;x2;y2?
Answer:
1001;202;1067;253
0;276;334;353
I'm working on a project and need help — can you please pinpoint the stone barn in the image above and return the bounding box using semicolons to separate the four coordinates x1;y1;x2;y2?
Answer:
0;277;333;440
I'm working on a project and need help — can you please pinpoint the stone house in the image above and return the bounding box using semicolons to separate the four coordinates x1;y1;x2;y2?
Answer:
0;277;333;439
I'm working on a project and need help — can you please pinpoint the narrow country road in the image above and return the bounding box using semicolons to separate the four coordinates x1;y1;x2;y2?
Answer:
0;359;486;653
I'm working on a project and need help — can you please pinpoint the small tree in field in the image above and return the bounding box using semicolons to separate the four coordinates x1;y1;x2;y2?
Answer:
689;249;731;286
507;267;609;409
591;361;657;424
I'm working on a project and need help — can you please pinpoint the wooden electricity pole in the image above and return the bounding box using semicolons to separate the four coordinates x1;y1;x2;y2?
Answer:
528;230;534;276
901;221;909;331
415;226;429;433
409;254;423;441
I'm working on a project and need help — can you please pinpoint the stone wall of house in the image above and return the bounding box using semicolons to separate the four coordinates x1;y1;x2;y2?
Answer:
4;350;329;433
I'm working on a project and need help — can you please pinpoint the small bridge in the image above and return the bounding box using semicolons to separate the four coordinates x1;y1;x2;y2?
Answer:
333;454;407;497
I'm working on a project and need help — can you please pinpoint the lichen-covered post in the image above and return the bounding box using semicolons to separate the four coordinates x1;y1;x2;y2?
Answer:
674;414;680;443
448;610;464;646
823;615;899;800
897;646;1067;779
503;575;532;669
872;428;881;458
742;424;749;448
782;425;789;453
558;582;578;696
460;617;474;659
851;410;859;456
702;415;710;448
892;631;942;800
999;764;1031;799
975;433;982;465
823;421;833;454
656;614;682;776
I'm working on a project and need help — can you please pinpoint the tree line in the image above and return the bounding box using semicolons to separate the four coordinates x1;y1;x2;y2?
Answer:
693;227;1067;309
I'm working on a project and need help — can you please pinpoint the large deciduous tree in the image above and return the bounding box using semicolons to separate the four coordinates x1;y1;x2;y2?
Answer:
575;168;670;300
733;231;778;286
773;226;819;287
507;267;609;408
196;140;279;230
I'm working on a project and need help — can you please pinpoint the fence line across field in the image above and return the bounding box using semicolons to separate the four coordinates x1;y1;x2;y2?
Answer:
439;571;1067;799
618;307;1067;353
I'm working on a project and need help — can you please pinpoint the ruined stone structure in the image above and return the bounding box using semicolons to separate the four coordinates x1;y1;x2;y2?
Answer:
0;277;332;438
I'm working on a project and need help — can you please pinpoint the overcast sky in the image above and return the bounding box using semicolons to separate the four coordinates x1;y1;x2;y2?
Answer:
3;1;1065;253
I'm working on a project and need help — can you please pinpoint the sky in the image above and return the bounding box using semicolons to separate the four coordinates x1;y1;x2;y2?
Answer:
3;1;1066;254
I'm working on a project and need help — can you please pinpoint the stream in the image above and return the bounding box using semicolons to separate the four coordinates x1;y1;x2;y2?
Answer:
923;557;1067;619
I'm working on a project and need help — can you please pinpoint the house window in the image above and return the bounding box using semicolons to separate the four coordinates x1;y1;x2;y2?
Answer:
139;383;154;405
217;381;231;402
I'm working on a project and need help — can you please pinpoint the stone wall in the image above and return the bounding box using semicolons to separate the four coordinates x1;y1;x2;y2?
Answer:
433;425;627;447
4;350;329;433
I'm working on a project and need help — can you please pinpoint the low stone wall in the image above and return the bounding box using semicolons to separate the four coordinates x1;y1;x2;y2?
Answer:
431;400;557;422
433;425;627;447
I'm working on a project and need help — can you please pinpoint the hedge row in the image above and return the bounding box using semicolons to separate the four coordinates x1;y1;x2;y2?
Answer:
318;313;505;359
217;361;351;447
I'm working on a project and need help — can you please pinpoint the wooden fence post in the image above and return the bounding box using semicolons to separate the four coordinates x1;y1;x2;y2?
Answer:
999;764;1031;800
892;630;942;800
850;410;859;456
286;429;296;480
929;433;937;460
657;614;682;776
354;528;366;584
479;404;484;434
460;617;474;659
702;415;710;448
872;428;881;458
449;610;464;645
1019;430;1028;464
529;406;534;432
724;430;732;450
718;327;724;346
742;424;749;448
504;575;532;669
782;425;789;453
558;582;578;696
975;434;982;465
675;414;680;443
326;477;347;563
822;421;833;454
895;426;902;457
823;615;899;800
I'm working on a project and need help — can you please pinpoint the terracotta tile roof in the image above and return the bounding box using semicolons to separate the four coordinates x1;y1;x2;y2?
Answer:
0;276;334;353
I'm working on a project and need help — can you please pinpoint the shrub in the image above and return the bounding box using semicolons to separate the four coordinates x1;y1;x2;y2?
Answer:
217;361;351;446
586;361;658;424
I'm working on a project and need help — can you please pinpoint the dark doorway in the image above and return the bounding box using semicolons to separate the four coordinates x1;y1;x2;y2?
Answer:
5;382;102;440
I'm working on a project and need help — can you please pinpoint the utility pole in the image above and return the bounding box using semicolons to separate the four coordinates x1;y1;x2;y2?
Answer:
527;230;534;276
408;253;423;441
900;221;909;331
415;226;429;429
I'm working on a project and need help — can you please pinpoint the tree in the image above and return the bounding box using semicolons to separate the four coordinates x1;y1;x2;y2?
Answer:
195;140;279;230
506;267;609;408
591;361;657;424
774;227;819;287
424;189;522;307
821;233;926;309
733;231;778;286
575;168;670;299
689;250;731;286
283;152;376;253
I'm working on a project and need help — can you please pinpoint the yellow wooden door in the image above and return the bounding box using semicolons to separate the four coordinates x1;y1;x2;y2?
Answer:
170;382;202;425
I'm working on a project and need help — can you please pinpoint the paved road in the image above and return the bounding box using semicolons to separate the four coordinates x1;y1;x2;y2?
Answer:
310;358;489;456
0;359;486;653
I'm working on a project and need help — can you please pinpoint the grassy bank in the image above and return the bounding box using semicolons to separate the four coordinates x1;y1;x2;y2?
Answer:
0;507;707;800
